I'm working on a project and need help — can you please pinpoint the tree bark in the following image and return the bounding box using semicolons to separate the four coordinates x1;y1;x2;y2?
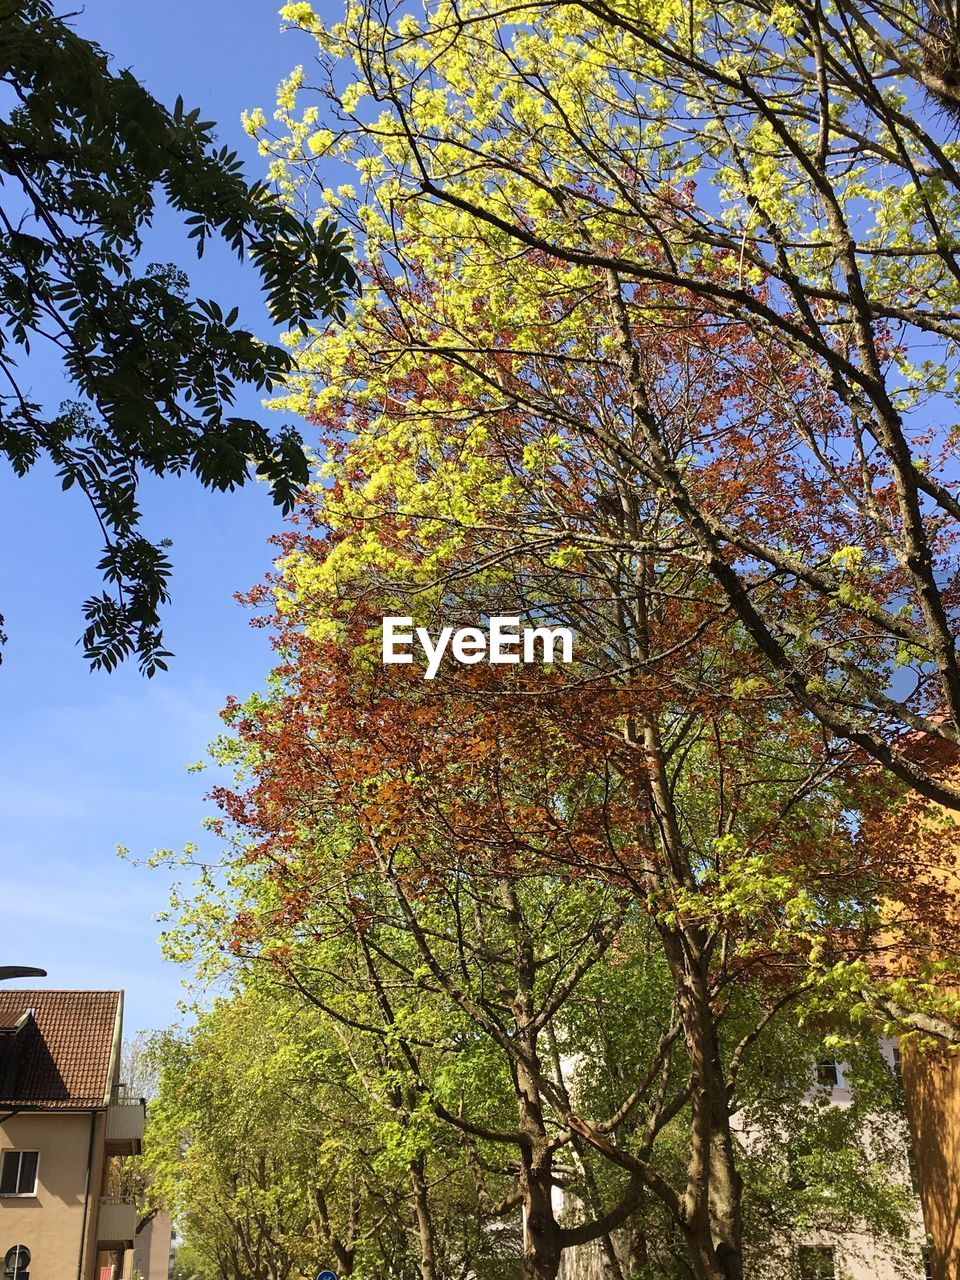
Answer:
669;941;743;1280
410;1155;439;1280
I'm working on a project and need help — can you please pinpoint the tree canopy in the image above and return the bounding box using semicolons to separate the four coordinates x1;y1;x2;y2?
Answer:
156;380;939;1278
0;0;356;673
254;0;960;808
135;3;960;1277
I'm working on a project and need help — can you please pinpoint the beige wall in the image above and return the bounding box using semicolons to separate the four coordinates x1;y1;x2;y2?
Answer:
795;1232;925;1279
0;1111;105;1280
132;1214;171;1280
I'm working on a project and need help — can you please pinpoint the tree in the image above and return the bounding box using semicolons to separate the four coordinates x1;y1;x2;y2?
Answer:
257;0;960;808
165;489;927;1280
138;6;959;1273
144;985;503;1280
229;183;960;1047
108;1034;162;1242
149;173;960;1271
160;639;924;1280
0;0;356;673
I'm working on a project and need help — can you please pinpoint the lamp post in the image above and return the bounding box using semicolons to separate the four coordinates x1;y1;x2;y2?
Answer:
0;968;46;981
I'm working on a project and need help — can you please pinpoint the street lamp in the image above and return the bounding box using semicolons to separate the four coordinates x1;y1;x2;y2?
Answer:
0;968;46;981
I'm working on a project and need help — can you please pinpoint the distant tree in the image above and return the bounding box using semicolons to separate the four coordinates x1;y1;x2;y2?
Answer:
143;988;483;1280
0;0;356;673
121;1030;160;1101
109;1034;161;1239
168;1240;205;1280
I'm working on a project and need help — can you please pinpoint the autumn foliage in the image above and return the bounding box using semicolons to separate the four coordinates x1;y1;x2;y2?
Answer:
166;194;958;1269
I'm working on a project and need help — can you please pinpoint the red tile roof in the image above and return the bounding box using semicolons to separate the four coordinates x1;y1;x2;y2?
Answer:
0;990;122;1109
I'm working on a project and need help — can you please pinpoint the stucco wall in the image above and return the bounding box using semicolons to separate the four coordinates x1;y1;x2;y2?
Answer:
0;1111;102;1280
132;1213;171;1280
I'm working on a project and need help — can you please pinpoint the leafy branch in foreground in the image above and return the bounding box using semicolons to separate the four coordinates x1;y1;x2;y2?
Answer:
0;0;357;673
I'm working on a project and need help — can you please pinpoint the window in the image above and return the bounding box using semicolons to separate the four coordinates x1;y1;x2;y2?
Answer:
892;1043;903;1084
3;1246;30;1279
799;1245;836;1280
816;1061;840;1088
0;1150;38;1195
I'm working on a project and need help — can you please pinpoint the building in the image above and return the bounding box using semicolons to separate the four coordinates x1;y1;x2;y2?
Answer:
775;1044;927;1280
131;1213;172;1280
553;1041;927;1280
132;1214;172;1280
0;990;146;1280
867;743;960;1280
903;1044;960;1280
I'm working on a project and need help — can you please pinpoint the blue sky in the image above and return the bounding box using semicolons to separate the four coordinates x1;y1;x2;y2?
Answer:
0;3;322;1036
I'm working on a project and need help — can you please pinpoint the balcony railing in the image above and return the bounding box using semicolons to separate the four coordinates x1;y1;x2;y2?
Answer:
105;1084;145;1155
97;1197;137;1248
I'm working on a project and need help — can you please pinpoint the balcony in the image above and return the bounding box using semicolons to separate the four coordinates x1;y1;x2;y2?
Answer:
105;1085;145;1155
97;1197;138;1248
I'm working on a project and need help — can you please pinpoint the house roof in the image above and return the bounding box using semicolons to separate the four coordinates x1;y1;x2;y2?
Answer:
0;990;122;1110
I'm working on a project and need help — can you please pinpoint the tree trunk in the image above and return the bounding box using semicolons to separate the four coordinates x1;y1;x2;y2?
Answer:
638;714;743;1280
670;941;743;1280
410;1155;439;1280
520;1157;563;1280
516;1050;563;1280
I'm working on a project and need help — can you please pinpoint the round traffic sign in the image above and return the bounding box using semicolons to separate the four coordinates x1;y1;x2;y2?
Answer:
316;1272;338;1280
